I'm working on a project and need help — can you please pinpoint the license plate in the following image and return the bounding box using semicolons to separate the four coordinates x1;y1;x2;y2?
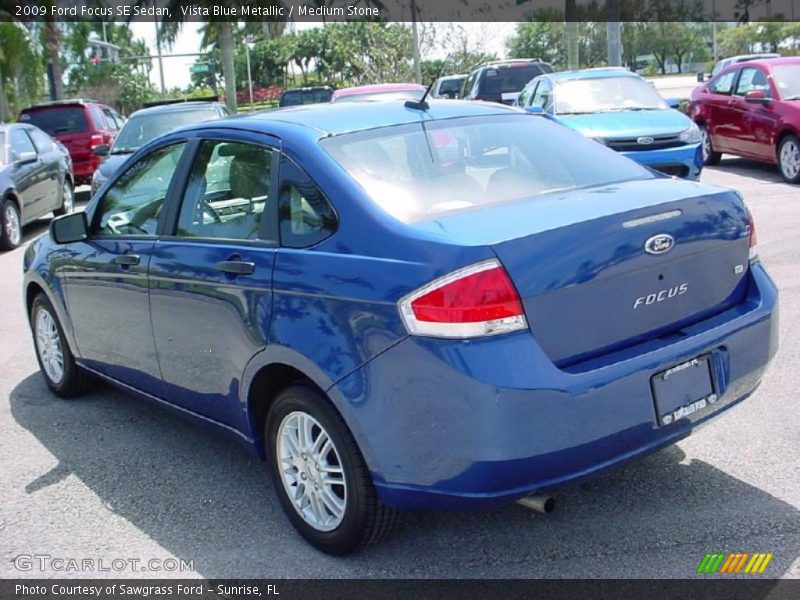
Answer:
651;356;717;426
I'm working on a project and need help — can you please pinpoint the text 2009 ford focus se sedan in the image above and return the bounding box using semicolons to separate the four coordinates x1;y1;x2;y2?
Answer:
23;100;778;555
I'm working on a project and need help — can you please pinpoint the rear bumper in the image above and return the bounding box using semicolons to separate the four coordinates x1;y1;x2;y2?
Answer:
331;264;778;509
621;143;703;180
71;155;100;183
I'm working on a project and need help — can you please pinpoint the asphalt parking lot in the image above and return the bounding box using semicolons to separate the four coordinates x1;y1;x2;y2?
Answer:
1;160;798;580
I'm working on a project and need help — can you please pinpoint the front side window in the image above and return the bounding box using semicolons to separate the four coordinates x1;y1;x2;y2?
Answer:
735;68;771;97
532;82;552;109
176;140;272;241
9;128;36;160
709;70;737;95
278;155;337;248
321;114;651;224
94;143;186;237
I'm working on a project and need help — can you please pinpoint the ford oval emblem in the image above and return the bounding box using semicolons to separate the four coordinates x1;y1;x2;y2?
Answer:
637;136;655;145
645;234;675;255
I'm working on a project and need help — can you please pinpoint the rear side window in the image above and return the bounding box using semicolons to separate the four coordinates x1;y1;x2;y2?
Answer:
90;106;109;130
321;114;651;224
709;70;736;95
278;155;337;248
177;140;273;241
20;107;88;136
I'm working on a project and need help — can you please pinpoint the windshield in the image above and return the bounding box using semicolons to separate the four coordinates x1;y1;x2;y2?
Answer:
20;107;88;136
773;65;800;100
555;76;668;115
335;90;424;103
320;114;652;224
111;108;218;153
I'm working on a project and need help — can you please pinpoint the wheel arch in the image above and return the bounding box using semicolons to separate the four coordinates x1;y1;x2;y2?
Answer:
775;127;799;154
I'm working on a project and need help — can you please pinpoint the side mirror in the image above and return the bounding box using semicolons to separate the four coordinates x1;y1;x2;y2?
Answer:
93;144;110;157
15;151;37;165
745;90;771;105
525;106;544;115
666;97;681;109
50;212;88;244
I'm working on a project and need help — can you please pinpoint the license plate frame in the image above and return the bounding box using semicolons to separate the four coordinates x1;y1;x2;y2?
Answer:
651;355;718;427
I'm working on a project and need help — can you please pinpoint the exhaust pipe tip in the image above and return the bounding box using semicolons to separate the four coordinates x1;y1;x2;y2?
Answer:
516;493;555;514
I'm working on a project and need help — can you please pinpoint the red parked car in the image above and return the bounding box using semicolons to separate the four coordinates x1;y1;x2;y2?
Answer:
690;57;800;183
19;100;123;186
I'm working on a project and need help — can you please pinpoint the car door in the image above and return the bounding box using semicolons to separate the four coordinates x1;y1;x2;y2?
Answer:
730;66;780;161
26;126;62;212
702;69;739;153
8;127;48;223
63;141;189;397
148;133;277;429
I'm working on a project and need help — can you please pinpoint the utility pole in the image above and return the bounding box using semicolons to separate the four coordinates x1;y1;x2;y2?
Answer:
606;0;622;67
245;41;254;110
155;21;166;97
565;0;578;70
410;0;422;84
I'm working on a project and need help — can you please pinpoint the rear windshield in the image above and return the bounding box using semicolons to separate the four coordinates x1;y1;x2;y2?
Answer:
20;107;88;136
111;108;218;153
281;89;332;106
320;114;652;223
484;65;549;94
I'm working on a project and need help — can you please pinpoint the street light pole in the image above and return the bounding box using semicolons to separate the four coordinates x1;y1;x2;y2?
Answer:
245;42;254;110
155;21;166;97
411;0;422;84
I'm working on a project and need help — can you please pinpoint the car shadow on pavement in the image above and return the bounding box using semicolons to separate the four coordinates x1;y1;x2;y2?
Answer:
711;157;786;185
10;372;800;579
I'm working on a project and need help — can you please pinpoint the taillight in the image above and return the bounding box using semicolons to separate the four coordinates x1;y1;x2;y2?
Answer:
747;207;758;262
398;259;527;338
89;134;104;149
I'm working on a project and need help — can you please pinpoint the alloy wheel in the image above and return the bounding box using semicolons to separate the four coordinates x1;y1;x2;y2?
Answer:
277;410;347;532
4;203;21;247
35;307;64;385
780;139;800;181
701;128;712;162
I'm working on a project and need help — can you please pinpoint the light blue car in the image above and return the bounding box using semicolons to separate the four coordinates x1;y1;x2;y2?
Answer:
516;68;704;180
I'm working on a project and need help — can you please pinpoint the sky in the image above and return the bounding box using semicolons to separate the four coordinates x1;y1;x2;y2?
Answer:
128;22;517;92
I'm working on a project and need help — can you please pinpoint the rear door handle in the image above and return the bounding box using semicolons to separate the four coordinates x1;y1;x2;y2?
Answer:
216;260;255;275
112;254;140;266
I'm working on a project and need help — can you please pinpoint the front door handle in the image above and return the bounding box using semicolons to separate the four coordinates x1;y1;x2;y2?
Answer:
216;260;255;275
113;254;140;266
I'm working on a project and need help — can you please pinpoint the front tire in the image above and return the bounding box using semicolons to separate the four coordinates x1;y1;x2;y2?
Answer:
700;124;721;166
778;134;800;184
30;293;94;398
54;180;74;216
265;385;400;555
1;198;21;250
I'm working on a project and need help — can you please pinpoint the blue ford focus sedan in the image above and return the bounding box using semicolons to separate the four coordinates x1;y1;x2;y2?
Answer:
516;68;704;180
23;100;778;555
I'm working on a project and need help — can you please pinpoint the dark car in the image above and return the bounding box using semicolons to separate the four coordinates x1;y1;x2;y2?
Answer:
279;86;334;107
461;59;554;105
25;101;777;555
91;101;228;195
431;74;466;99
18;100;122;187
690;57;800;183
1;124;73;250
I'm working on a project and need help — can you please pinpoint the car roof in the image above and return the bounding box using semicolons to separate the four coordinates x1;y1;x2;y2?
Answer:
127;102;222;118
180;99;519;139
333;83;426;98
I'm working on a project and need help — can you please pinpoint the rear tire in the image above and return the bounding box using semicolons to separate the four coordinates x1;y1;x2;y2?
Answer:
53;180;74;216
1;198;21;250
778;134;800;184
265;385;400;555
30;293;94;398
700;124;721;166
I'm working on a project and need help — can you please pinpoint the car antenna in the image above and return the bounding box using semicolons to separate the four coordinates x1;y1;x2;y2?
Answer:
405;55;451;111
